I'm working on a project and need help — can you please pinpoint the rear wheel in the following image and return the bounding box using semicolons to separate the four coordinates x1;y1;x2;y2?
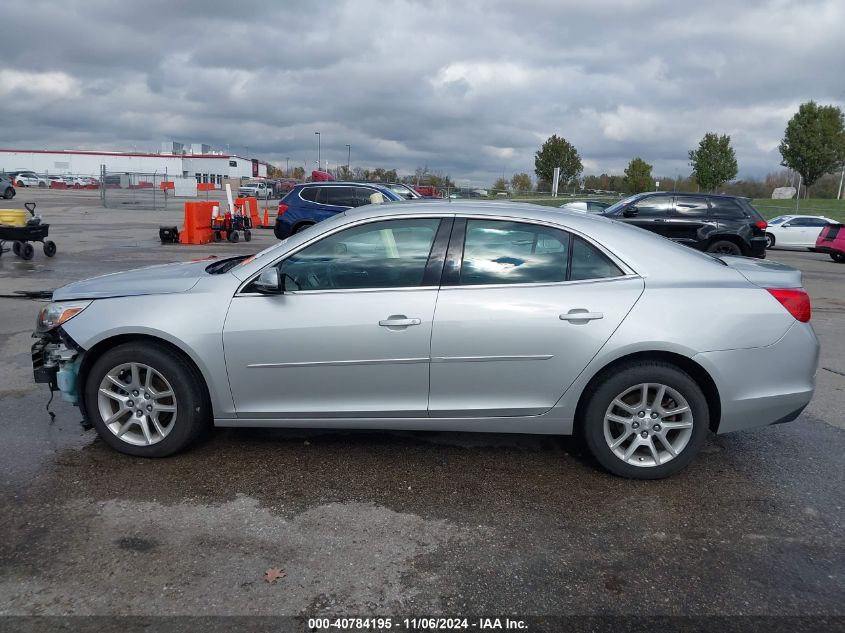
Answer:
294;222;314;234
765;233;775;249
581;362;709;479
244;229;252;242
706;240;742;256
2;187;13;199
12;241;22;256
213;231;222;242
84;343;209;457
20;242;34;260
38;181;47;188
831;252;845;263
227;230;239;243
43;240;57;257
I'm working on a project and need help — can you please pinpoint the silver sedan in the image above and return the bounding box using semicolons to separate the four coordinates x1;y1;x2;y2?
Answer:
32;202;819;478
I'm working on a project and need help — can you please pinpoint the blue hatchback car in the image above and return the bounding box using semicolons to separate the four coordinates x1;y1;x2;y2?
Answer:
274;182;403;239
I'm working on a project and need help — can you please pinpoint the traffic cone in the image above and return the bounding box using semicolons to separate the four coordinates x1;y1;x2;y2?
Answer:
263;209;269;227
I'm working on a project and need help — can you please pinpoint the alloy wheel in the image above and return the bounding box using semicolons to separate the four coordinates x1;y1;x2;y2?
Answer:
97;362;178;446
603;383;694;467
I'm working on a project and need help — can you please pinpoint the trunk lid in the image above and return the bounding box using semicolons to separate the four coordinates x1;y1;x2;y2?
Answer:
717;255;802;288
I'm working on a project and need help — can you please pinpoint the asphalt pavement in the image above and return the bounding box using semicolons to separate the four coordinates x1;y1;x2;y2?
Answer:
0;190;842;621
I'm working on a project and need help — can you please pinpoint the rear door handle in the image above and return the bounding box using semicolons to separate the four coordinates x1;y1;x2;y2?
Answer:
379;316;421;327
560;310;604;322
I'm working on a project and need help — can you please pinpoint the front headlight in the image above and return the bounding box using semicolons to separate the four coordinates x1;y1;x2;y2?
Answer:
36;300;92;333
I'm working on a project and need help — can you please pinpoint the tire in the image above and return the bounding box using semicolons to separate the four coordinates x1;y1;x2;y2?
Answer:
213;231;222;242
581;361;710;479
3;187;14;199
43;240;56;257
294;222;313;234
765;233;775;249
84;342;210;457
38;182;47;188
227;230;239;243
831;253;845;263
20;242;34;260
706;240;742;256
12;241;22;256
244;229;252;242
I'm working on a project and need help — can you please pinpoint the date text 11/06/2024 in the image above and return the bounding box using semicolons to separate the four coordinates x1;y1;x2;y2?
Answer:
307;617;529;630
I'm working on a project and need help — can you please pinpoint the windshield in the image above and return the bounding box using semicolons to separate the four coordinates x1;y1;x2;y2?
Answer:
603;194;642;215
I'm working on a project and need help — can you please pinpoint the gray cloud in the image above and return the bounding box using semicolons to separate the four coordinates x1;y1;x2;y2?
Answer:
1;0;843;185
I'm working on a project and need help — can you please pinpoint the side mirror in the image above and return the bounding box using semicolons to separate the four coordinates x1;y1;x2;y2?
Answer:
623;206;639;218
254;267;282;294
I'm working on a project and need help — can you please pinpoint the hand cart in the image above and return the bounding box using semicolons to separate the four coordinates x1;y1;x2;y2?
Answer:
0;203;56;260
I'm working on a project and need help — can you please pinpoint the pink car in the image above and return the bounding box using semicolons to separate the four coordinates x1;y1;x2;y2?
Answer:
815;223;845;263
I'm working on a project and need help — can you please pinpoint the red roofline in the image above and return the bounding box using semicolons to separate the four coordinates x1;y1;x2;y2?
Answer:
0;148;236;159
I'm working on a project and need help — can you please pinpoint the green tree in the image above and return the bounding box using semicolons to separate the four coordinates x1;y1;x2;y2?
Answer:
623;157;654;194
534;135;582;190
511;172;532;193
779;101;845;193
291;166;305;180
688;132;738;191
492;176;508;192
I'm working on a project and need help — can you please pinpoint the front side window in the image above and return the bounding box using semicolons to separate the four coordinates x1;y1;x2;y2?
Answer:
459;220;570;285
278;218;441;291
631;195;672;218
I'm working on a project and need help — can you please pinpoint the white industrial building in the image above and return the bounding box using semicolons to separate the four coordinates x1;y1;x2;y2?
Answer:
0;144;268;186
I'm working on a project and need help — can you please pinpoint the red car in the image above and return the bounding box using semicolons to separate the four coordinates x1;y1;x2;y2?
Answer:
815;223;845;263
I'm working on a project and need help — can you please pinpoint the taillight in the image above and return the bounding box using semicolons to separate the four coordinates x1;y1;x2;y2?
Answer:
277;203;288;216
755;220;768;230
767;288;811;322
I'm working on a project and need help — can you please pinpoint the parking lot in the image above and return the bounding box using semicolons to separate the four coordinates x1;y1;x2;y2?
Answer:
0;190;842;618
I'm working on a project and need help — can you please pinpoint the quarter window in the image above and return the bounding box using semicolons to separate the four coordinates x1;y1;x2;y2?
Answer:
278;218;441;291
299;187;319;202
570;237;624;281
709;198;746;217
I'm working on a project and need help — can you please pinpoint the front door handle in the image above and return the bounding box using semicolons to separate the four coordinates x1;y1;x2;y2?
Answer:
560;310;604;322
379;315;421;328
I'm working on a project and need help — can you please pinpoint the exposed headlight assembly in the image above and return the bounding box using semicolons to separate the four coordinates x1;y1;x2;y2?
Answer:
36;301;91;333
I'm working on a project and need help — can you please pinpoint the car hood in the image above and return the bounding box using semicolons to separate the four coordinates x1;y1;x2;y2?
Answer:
52;260;211;300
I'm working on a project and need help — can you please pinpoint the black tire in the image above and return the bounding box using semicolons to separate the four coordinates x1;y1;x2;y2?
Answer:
20;242;34;260
3;187;14;199
581;361;710;479
227;230;239;243
294;222;313;234
244;229;252;242
84;342;210;457
832;253;845;263
706;239;742;256
43;240;57;257
765;233;775;249
38;182;47;188
213;231;222;242
12;241;22;256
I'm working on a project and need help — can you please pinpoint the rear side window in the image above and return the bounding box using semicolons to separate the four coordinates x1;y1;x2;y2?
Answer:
458;220;624;285
299;187;319;202
673;197;709;216
709;198;747;218
570;237;625;281
323;186;356;207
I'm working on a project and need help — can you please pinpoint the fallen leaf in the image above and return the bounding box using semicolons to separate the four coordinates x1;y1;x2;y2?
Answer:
263;568;286;584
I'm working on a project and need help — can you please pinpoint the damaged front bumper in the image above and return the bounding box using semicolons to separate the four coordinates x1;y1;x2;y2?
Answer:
32;329;83;404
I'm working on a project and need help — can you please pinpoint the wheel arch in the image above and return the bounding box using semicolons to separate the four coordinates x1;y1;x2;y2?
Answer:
573;350;721;434
706;234;747;254
76;333;212;424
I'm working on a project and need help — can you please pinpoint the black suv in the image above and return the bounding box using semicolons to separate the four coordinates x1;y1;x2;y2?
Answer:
602;192;768;258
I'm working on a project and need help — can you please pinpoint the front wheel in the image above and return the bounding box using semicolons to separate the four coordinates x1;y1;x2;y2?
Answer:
2;187;14;199
20;242;34;260
581;361;709;479
832;252;845;263
227;230;239;243
706;240;742;256
765;233;775;249
43;240;57;257
84;343;210;457
244;229;252;242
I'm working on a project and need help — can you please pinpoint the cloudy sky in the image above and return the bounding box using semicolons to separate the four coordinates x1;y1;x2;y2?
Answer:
1;0;843;185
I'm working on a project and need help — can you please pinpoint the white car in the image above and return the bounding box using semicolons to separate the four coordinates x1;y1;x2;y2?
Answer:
560;200;612;214
765;215;832;250
13;171;48;188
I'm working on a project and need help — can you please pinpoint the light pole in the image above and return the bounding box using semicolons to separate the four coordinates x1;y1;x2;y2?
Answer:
345;144;351;175
315;132;321;172
286;157;290;177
